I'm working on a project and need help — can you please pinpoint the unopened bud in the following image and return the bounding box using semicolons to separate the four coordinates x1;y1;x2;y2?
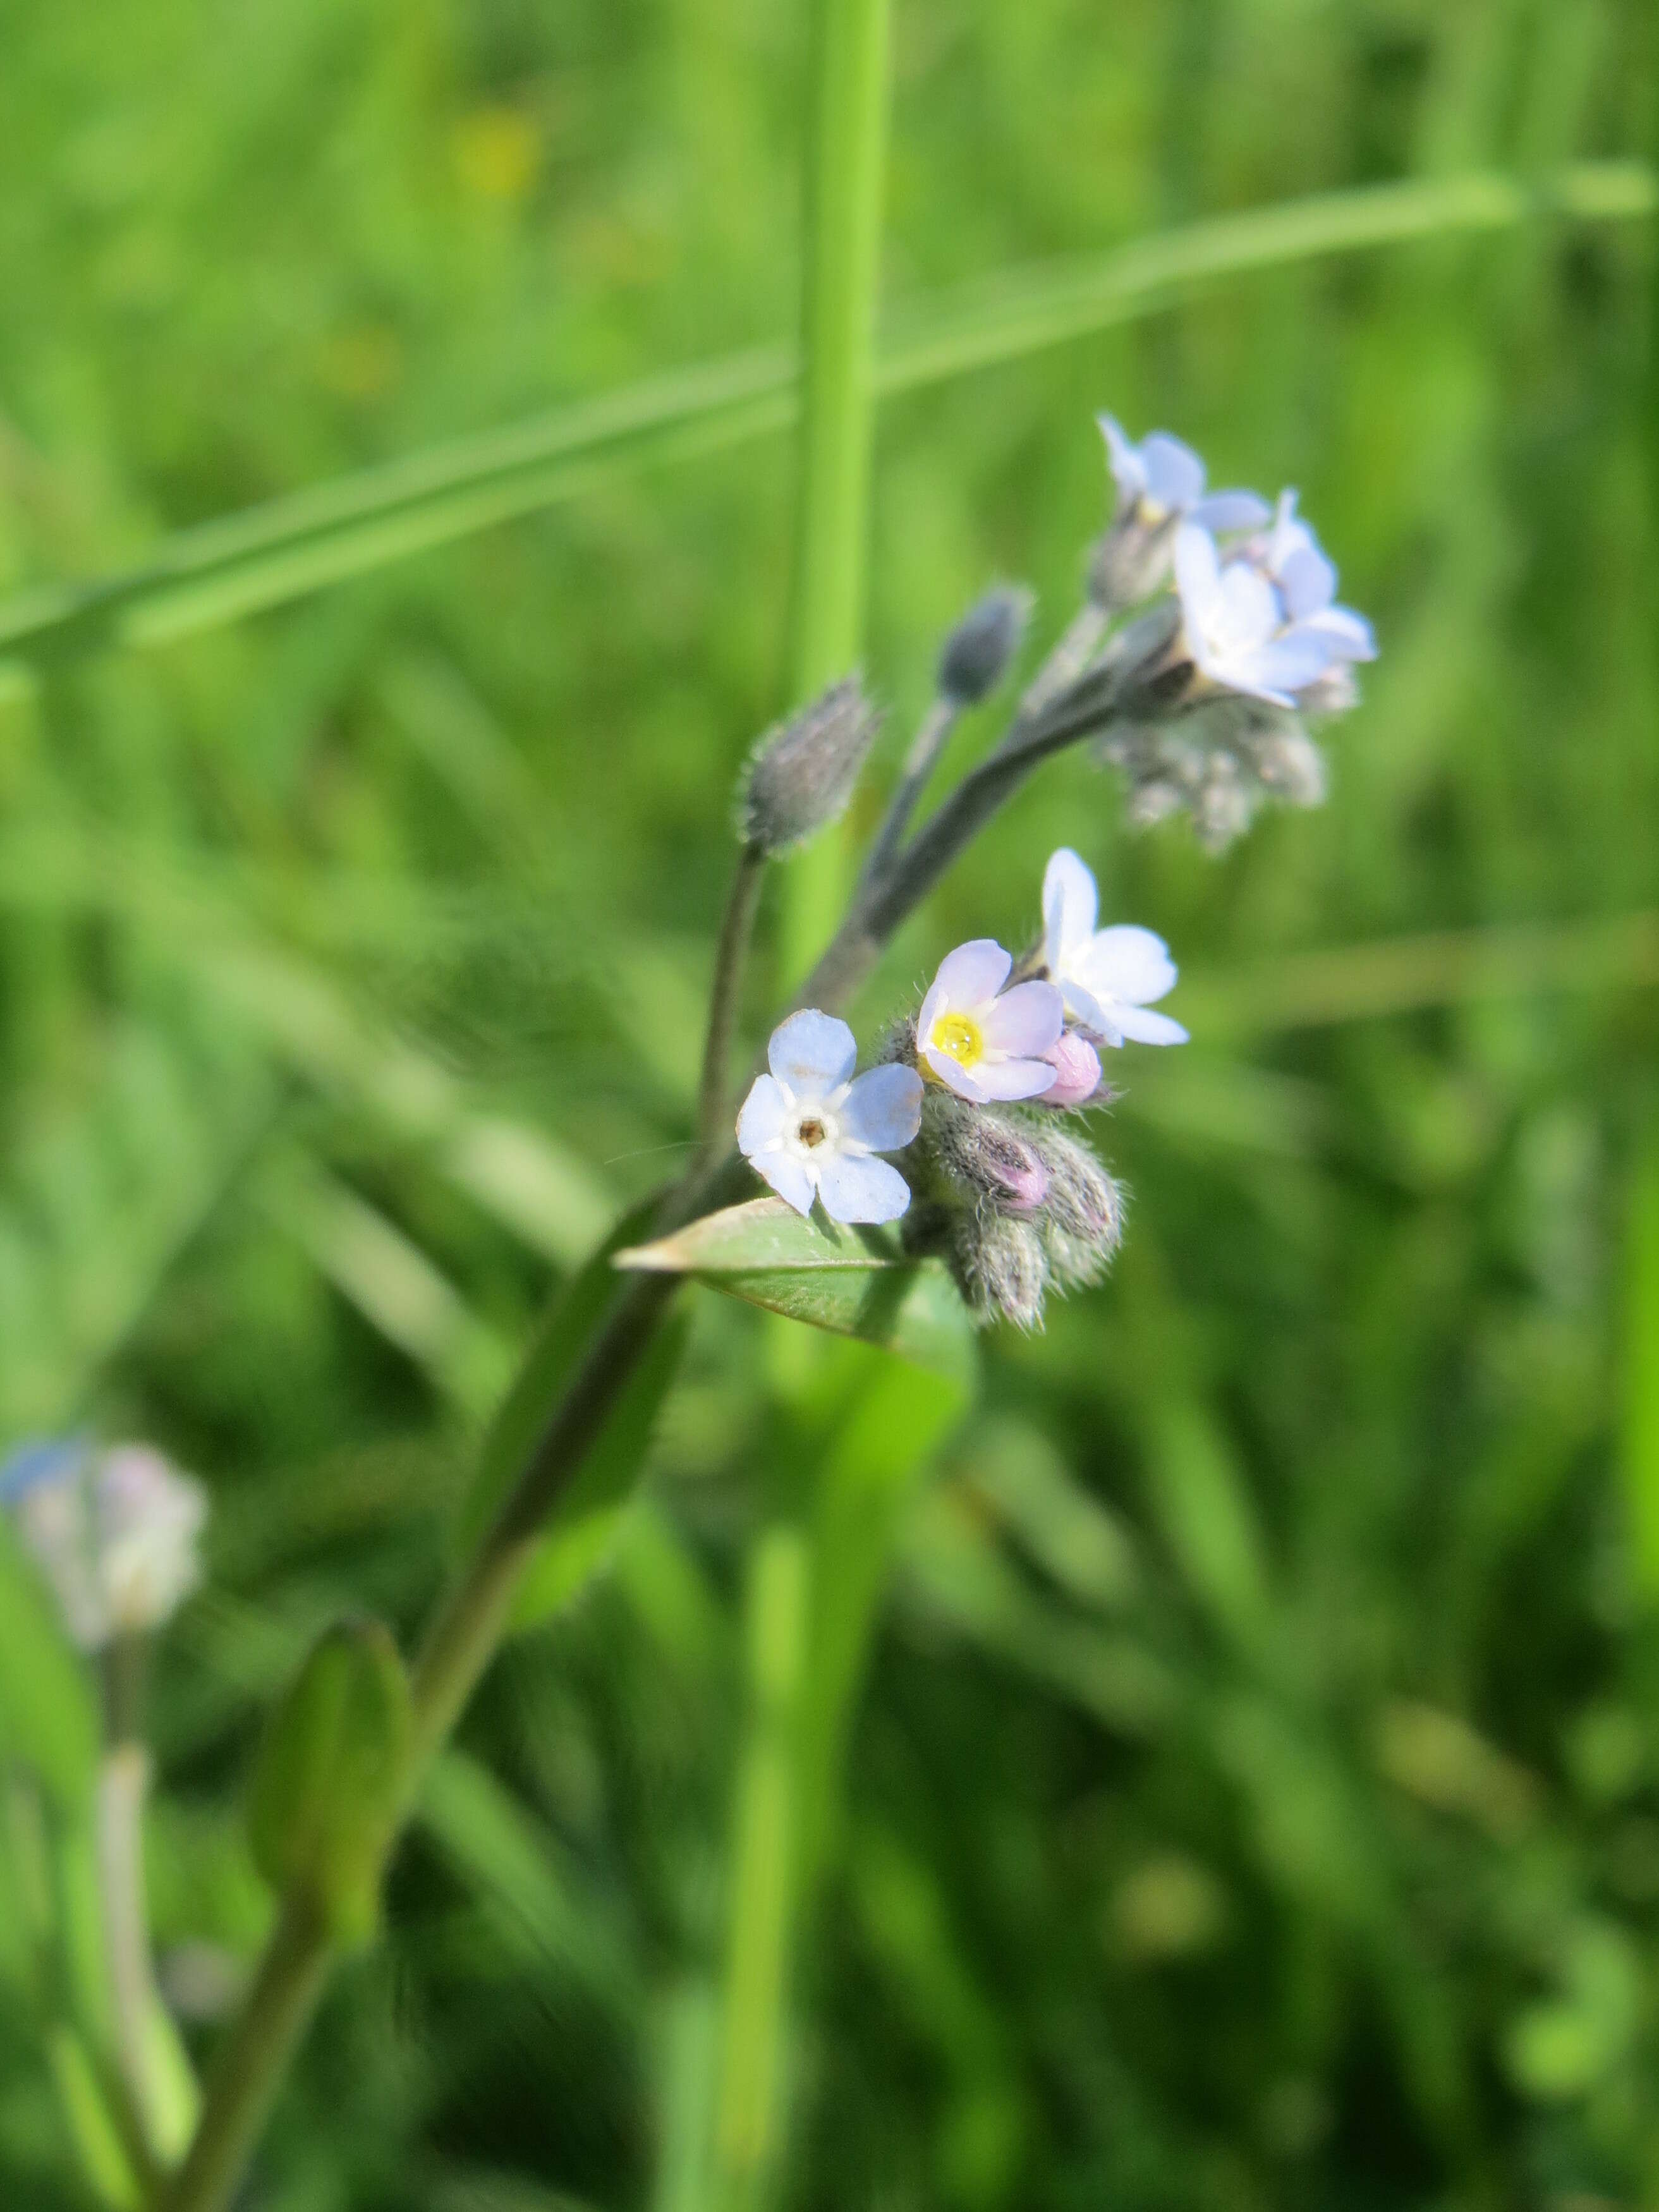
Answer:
1038;1031;1104;1110
247;1618;412;1947
951;1212;1048;1330
925;1095;1049;1217
1032;1129;1124;1286
738;678;880;854
1088;516;1179;611
937;585;1033;707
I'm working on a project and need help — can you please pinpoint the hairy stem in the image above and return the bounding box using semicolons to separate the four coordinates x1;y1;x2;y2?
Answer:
95;1744;157;2155
697;842;769;1153
157;621;1127;2212
860;697;957;890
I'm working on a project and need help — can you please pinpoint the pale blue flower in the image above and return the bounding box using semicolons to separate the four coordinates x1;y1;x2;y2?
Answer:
1174;522;1363;710
738;1010;921;1223
1098;416;1269;535
1040;849;1188;1047
1258;491;1377;665
3;1438;206;1649
918;942;1065;1103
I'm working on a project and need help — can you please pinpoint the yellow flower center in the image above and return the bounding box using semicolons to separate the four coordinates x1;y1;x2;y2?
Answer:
929;1012;984;1068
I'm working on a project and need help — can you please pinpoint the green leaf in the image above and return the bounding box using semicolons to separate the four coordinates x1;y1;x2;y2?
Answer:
457;1195;688;1632
0;1521;99;1810
616;1198;974;1383
1622;1133;1659;1605
246;1619;413;1948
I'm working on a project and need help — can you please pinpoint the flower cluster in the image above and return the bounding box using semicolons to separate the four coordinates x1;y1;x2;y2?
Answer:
1088;420;1376;848
737;850;1184;1327
1;1437;207;1650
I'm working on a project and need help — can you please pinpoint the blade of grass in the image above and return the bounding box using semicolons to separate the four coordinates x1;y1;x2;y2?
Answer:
0;162;1646;687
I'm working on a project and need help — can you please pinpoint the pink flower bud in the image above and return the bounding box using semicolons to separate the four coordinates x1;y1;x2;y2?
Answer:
1038;1031;1103;1109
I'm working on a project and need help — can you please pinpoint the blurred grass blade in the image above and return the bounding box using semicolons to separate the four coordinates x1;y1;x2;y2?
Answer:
1622;1134;1659;1605
796;1353;969;1889
0;162;1646;681
875;161;1655;391
0;1523;99;1810
419;1751;636;2014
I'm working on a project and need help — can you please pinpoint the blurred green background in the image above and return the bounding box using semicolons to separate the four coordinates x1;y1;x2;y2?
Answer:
1;0;1657;2205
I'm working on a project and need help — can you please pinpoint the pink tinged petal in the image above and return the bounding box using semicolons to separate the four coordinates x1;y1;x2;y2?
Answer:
840;1064;923;1153
815;1151;912;1225
1042;847;1098;971
1078;925;1177;1007
737;1074;791;1158
970;1055;1064;1102
916;975;947;1046
981;980;1065;1059
1097;415;1146;506
1038;1032;1103;1107
1190;489;1271;533
1114;1004;1189;1047
753;1149;818;1216
920;1044;990;1102
931;937;1012;1013
768;1008;856;1095
1138;432;1206;513
1278;544;1337;621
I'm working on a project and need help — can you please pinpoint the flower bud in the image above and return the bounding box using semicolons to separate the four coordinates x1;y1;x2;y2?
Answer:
1088;514;1179;612
738;677;880;854
247;1618;413;1948
923;1093;1049;1217
1037;1031;1104;1110
1031;1129;1124;1287
950;1211;1048;1330
937;585;1032;707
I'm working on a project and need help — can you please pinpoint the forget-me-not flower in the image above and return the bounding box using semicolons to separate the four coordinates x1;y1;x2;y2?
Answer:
738;1010;922;1223
917;942;1065;1103
1099;418;1270;535
2;1438;207;1650
1040;849;1188;1047
1174;520;1366;710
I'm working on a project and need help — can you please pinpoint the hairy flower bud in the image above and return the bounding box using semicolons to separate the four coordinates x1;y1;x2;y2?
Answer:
1038;1031;1105;1109
738;678;880;854
937;585;1032;707
1031;1127;1124;1287
950;1211;1048;1330
923;1094;1050;1216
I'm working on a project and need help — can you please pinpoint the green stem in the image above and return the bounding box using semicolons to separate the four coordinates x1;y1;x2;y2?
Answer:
156;1895;331;2212
697;844;769;1152
779;0;894;984
713;1529;810;2209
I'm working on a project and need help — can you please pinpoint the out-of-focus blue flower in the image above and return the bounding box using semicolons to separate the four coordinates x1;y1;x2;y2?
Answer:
1098;418;1269;535
1174;520;1373;709
3;1438;207;1650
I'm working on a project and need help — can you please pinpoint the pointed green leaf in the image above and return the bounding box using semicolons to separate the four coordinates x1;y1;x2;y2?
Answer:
617;1199;973;1382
